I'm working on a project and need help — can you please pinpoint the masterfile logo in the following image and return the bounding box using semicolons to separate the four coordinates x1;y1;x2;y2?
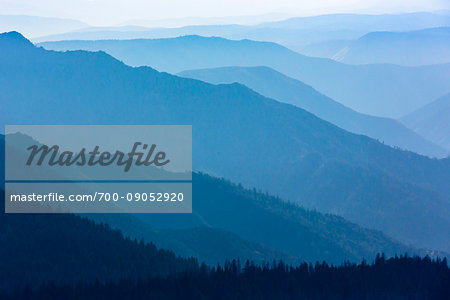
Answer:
25;142;170;172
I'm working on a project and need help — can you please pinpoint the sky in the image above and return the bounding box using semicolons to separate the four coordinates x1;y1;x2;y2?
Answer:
0;0;449;26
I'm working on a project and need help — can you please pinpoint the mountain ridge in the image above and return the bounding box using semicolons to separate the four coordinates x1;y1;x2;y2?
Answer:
179;66;447;157
38;34;450;118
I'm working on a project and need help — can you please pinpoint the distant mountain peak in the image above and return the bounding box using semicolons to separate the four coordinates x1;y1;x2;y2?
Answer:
0;31;34;48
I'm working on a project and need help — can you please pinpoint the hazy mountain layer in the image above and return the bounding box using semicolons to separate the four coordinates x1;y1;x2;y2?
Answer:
34;12;450;54
179;66;447;157
332;27;450;66
39;35;450;118
401;93;450;151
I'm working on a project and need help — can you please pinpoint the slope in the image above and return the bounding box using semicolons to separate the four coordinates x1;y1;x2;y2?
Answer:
401;93;450;152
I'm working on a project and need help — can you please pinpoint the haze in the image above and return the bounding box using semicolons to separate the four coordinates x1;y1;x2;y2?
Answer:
1;0;449;26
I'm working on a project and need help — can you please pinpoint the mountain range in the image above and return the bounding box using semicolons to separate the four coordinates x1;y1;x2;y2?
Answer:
179;66;447;157
38;35;450;118
1;32;450;252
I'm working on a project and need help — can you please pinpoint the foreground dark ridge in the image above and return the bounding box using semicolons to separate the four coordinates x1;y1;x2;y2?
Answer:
5;255;449;300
